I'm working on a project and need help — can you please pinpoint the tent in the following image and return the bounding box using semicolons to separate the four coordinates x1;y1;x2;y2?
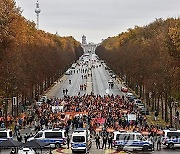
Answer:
22;139;49;154
22;139;48;148
0;139;22;148
0;139;22;154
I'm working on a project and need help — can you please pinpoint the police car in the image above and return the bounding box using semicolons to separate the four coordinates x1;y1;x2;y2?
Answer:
0;129;13;142
28;128;66;148
113;131;152;151
71;128;92;152
162;129;180;149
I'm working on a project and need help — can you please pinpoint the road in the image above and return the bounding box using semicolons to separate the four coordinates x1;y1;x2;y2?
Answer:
54;53;122;98
1;53;180;154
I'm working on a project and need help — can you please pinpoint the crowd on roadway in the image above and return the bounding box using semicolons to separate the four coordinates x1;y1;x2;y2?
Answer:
1;94;173;150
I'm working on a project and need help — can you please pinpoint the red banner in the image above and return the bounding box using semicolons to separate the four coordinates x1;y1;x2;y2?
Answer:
96;118;106;124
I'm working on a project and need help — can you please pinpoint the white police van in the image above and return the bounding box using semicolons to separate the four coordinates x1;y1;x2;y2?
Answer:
162;129;180;149
113;131;152;151
0;129;13;142
28;128;66;148
71;128;92;152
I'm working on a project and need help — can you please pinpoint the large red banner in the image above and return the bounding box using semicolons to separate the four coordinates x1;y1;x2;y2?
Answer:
96;118;106;124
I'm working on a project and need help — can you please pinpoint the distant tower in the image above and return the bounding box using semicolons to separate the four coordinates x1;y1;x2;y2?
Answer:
82;35;87;45
35;0;41;29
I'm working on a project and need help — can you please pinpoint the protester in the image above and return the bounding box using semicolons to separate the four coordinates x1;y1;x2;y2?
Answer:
95;134;101;149
67;135;70;149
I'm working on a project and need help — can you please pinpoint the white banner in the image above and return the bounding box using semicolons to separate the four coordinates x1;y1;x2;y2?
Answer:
128;114;136;121
52;106;64;113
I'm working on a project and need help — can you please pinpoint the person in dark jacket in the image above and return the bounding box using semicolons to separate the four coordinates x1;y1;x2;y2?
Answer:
108;135;113;149
17;133;22;142
102;135;107;149
95;134;101;149
67;135;70;149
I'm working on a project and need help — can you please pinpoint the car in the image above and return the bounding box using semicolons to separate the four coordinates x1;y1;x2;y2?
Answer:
0;129;13;142
108;79;113;83
121;87;128;92
39;95;47;103
162;129;180;149
28;128;67;148
65;70;70;75
128;95;137;102
126;93;134;99
140;108;149;115
137;103;145;110
134;99;142;105
112;74;116;79
109;70;113;74
71;128;92;152
113;131;153;151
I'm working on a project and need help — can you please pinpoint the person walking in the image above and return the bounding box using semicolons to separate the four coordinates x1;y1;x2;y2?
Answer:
67;135;70;149
102;135;107;149
24;133;29;143
95;134;101;149
63;89;65;95
108;134;113;149
156;136;161;150
65;89;68;95
154;111;158;121
17;133;22;142
149;136;154;151
10;148;16;154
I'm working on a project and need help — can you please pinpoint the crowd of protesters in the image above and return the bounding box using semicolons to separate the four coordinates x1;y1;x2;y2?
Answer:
0;94;171;149
0;59;179;151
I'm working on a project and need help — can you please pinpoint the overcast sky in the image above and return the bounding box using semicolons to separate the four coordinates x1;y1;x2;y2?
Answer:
15;0;180;43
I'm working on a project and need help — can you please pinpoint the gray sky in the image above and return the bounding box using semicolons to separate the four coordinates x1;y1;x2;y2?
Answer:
15;0;180;43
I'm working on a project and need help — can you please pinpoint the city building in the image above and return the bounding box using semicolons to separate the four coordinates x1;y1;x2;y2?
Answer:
81;35;98;53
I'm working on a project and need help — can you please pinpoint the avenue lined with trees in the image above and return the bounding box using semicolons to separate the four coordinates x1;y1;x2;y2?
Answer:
96;18;180;126
0;0;83;112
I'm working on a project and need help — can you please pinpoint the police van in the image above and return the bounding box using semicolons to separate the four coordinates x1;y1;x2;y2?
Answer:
71;128;92;152
0;129;13;142
113;131;152;151
162;129;180;148
28;128;66;148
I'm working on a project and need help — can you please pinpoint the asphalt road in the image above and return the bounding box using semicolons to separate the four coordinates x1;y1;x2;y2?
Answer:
54;53;122;98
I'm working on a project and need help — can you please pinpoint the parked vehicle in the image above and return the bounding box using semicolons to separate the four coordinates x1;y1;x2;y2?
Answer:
140;108;149;115
71;128;92;152
28;128;66;148
0;129;13;142
113;131;152;151
162;129;180;149
39;95;47;103
65;70;71;75
121;87;128;93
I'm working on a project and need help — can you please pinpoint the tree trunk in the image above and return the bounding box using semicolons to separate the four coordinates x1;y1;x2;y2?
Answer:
165;94;168;122
161;95;164;119
170;107;173;127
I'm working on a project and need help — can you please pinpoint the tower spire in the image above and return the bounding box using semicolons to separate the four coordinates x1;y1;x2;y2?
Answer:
35;0;41;29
